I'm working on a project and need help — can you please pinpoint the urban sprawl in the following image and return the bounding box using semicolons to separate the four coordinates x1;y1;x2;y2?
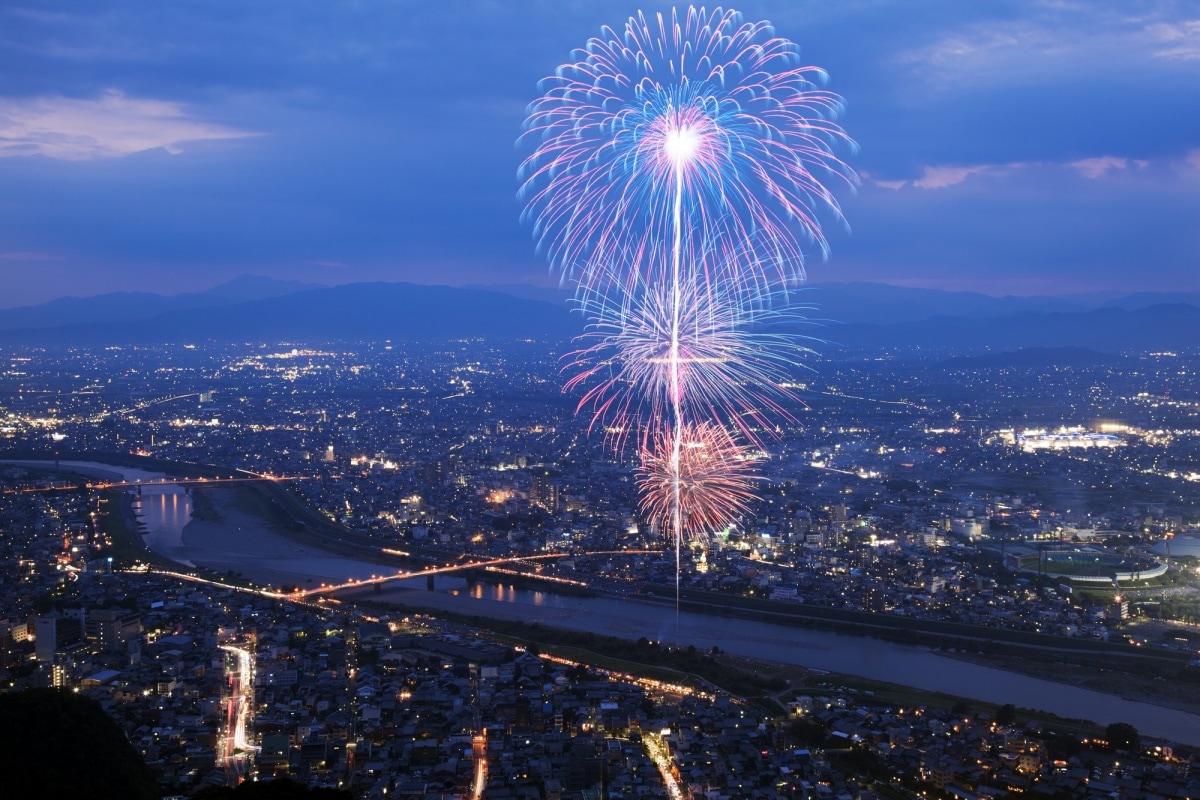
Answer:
1;340;1199;799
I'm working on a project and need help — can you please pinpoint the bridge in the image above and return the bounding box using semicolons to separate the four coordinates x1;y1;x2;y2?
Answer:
295;549;664;597
92;474;306;491
146;549;663;601
5;472;306;495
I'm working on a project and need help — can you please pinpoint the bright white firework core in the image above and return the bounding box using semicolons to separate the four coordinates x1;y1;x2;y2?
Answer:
663;125;701;166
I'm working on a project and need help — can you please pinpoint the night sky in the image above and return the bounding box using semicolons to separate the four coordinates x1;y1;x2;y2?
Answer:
1;0;1198;307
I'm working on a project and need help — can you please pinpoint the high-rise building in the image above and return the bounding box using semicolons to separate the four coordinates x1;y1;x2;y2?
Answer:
531;470;559;513
86;609;142;652
0;620;22;669
421;460;445;487
51;662;69;688
34;614;82;663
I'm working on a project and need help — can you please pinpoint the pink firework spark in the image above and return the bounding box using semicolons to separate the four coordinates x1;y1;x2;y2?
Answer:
637;422;759;543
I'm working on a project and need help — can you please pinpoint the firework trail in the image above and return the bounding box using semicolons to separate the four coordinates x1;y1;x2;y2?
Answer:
521;6;854;601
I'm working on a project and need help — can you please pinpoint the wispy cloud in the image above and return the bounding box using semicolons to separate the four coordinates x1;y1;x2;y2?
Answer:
1067;156;1147;178
912;164;997;189
860;170;907;190
888;150;1199;189
0;90;259;160
896;7;1200;89
1146;19;1200;59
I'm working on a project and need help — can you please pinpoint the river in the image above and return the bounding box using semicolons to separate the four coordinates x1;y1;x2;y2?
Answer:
365;581;1200;743
20;460;1200;744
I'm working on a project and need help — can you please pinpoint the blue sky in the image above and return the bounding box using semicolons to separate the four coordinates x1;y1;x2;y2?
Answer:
1;0;1198;306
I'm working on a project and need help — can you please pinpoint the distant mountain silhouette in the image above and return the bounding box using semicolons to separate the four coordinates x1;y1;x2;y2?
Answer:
464;282;573;306
797;282;1091;324
480;280;1200;325
936;346;1124;371
1100;291;1200;311
0;282;579;344
0;274;322;331
1;280;1195;352
826;303;1199;353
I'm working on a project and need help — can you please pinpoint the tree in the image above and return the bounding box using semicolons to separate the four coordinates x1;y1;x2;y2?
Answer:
1105;722;1140;752
790;718;827;748
0;688;158;800
996;703;1017;726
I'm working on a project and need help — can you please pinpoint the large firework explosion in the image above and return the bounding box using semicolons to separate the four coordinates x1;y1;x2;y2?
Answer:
522;5;854;600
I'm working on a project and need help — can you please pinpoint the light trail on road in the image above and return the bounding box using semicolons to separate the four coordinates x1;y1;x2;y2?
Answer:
645;731;685;800
219;642;258;782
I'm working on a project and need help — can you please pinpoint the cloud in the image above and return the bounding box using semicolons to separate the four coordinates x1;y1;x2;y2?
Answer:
911;164;996;189
1187;149;1200;170
859;170;906;190
895;6;1200;91
0;90;259;160
897;153;1173;189
1146;19;1200;59
1067;156;1148;178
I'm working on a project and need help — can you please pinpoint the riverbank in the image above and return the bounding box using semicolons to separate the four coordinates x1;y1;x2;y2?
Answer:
938;646;1200;714
179;486;400;587
341;583;1200;744
40;454;1200;742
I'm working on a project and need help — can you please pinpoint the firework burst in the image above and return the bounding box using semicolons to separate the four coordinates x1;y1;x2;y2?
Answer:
520;5;855;295
564;250;815;450
521;6;853;601
637;422;759;544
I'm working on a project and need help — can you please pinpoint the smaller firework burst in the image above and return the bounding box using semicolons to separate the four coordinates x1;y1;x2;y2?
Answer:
637;422;759;545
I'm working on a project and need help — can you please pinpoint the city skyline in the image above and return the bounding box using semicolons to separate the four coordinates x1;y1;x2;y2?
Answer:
2;0;1199;307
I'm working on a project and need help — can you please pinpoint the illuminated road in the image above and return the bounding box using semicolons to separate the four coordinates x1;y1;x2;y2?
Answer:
219;642;258;779
644;731;685;800
470;731;488;799
817;388;928;411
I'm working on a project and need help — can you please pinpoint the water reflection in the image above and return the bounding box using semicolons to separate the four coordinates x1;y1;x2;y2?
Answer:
461;583;523;603
137;485;193;566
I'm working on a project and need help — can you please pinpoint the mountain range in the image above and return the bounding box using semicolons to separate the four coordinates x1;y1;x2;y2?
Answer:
0;281;579;344
0;276;1195;354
